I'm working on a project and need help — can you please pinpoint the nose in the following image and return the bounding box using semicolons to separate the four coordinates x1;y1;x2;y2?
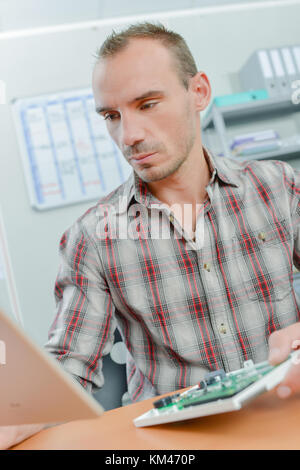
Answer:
119;111;145;148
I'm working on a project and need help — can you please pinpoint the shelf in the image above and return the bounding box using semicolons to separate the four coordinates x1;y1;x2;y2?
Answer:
202;97;300;131
227;143;300;163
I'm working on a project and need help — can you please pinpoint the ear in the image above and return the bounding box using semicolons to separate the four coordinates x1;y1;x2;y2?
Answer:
189;71;211;112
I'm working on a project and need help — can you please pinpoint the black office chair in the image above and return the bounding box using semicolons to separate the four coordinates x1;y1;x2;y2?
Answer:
93;328;128;411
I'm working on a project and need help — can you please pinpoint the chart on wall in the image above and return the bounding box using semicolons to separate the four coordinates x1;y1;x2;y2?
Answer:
12;88;132;210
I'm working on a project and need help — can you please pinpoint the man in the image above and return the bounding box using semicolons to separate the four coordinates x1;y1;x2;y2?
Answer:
2;21;300;447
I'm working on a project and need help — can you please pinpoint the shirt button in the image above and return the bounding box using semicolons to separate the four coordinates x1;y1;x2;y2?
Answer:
204;263;211;272
258;232;266;241
219;323;227;334
169;213;174;223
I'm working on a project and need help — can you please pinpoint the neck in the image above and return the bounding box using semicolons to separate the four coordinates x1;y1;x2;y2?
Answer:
147;145;211;207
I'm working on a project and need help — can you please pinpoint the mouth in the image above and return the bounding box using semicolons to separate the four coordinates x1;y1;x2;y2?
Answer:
130;152;157;163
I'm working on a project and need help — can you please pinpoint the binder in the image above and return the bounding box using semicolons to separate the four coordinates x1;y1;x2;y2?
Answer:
239;49;280;97
269;49;289;95
292;46;300;75
213;89;268;107
239;45;300;98
230;129;279;150
280;47;299;91
292;46;300;104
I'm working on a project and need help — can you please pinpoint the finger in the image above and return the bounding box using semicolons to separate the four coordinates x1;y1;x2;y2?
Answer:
275;361;300;399
0;426;19;450
0;423;45;450
268;323;300;365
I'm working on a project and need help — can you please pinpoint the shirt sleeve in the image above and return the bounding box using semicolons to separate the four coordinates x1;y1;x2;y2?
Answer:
44;217;116;394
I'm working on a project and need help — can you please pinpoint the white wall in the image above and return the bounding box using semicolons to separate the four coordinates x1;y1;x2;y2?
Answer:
0;0;277;31
0;0;99;30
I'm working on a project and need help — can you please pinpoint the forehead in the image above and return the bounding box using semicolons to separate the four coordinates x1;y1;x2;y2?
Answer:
92;38;181;106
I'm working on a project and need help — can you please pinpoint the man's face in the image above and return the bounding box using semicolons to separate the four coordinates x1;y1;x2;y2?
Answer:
92;38;199;183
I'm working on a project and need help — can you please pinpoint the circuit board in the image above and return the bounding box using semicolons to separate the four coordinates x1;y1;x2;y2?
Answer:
152;360;273;410
134;352;298;427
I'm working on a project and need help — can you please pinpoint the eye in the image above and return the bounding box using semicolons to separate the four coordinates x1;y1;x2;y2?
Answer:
140;102;157;110
103;112;120;121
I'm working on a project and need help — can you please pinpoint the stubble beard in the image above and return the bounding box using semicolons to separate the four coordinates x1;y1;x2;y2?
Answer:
137;151;189;183
135;120;197;183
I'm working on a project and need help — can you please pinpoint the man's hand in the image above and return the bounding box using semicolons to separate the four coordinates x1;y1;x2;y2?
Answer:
0;423;45;450
268;322;300;399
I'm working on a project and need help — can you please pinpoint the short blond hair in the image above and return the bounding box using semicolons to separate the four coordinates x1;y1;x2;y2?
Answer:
96;22;198;89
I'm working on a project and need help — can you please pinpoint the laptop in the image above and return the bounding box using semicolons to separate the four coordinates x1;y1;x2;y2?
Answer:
0;205;103;426
0;308;104;426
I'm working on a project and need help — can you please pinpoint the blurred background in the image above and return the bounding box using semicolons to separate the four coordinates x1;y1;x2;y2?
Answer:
0;0;273;31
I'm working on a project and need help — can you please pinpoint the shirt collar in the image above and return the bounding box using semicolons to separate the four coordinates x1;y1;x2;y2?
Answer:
204;147;240;189
113;146;239;214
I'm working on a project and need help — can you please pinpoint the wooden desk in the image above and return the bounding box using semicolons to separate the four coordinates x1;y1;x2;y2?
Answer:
12;390;300;450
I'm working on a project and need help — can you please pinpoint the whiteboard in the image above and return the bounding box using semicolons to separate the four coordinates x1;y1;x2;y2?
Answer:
12;88;132;210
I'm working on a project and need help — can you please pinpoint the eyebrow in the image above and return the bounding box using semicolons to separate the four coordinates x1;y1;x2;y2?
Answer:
95;90;165;114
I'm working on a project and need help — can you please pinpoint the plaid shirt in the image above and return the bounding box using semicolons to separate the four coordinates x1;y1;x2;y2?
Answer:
45;148;300;402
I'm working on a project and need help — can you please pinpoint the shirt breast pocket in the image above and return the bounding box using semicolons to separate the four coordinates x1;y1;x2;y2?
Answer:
233;221;293;302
